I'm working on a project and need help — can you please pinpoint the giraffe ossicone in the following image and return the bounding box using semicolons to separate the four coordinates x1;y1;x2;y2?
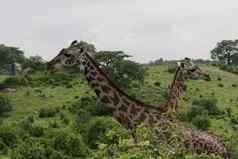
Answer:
48;40;229;159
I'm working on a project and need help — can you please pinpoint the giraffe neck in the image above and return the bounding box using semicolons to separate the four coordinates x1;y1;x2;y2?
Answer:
166;67;186;111
76;53;229;158
81;53;148;110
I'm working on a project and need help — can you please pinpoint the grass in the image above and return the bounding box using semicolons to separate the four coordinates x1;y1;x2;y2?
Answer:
0;64;238;158
145;64;238;141
0;75;9;83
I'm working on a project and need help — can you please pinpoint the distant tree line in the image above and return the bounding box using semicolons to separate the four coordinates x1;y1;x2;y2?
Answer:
148;58;213;65
0;43;145;89
0;44;46;74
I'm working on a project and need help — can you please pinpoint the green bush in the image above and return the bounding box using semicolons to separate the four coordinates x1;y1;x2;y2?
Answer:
192;97;221;116
219;64;238;75
29;125;44;137
38;107;57;118
70;96;112;117
52;131;87;157
167;64;177;73
232;84;237;88
0;96;12;115
19;116;44;137
154;81;161;87
3;75;29;87
0;131;17;148
83;117;124;148
192;113;211;130
0;140;8;155
11;137;72;159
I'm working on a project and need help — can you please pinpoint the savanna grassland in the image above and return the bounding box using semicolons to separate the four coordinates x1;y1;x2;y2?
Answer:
0;64;238;159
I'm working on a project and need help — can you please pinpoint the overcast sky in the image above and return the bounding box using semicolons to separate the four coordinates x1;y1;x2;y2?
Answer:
0;0;238;62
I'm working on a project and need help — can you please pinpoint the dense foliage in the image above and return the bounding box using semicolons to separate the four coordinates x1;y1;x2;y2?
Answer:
96;51;145;89
0;44;25;67
211;39;238;65
0;96;12;115
219;64;238;75
0;45;237;158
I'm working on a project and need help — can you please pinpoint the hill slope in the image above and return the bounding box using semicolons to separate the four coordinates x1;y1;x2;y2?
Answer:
0;65;237;159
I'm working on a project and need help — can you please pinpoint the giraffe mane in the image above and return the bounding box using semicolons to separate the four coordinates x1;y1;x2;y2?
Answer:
85;52;166;112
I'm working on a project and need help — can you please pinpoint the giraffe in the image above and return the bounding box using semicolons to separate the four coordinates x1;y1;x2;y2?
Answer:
164;57;211;112
47;41;229;159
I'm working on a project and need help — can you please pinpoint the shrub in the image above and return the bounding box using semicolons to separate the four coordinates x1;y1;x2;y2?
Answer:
83;117;124;148
218;83;224;87
232;84;237;88
70;97;112;117
49;120;60;129
52;131;87;157
75;109;91;127
3;75;29;87
0;96;12;115
0;140;8;155
0;129;17;148
19;116;44;137
44;71;75;86
29;125;44;137
11;137;72;159
154;81;161;87
38;107;57;118
167;65;177;73
192;98;220;116
219;64;238;75
192;113;211;130
217;77;222;81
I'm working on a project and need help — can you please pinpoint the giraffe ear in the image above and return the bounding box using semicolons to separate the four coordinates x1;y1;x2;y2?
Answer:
70;40;78;46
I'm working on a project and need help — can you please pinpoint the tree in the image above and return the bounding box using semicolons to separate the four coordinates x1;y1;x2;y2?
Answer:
23;55;46;71
211;40;238;65
231;53;238;65
0;44;25;66
96;51;145;89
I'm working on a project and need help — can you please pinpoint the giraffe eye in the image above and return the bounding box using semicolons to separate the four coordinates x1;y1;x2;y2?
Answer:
80;48;84;53
190;68;196;72
64;53;71;57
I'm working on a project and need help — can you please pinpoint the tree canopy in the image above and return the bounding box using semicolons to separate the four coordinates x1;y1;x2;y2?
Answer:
211;40;238;65
0;44;25;66
96;51;145;89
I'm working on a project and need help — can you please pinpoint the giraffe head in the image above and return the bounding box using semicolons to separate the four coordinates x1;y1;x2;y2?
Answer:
177;58;211;81
47;40;96;70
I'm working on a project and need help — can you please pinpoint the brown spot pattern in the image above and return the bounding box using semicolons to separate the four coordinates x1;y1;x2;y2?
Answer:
97;76;104;82
90;71;97;77
101;95;110;103
118;104;128;112
122;98;130;105
111;91;120;105
94;89;101;96
101;85;111;94
138;113;147;122
130;105;141;115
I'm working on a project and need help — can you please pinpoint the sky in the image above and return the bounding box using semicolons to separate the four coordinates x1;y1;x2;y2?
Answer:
0;0;238;63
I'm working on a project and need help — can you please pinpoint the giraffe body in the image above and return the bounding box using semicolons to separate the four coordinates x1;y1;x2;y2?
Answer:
48;41;229;159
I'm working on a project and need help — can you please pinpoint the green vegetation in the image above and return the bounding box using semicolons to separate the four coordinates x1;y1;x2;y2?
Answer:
0;42;238;158
96;51;145;89
0;96;12;115
211;39;238;65
0;63;237;159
